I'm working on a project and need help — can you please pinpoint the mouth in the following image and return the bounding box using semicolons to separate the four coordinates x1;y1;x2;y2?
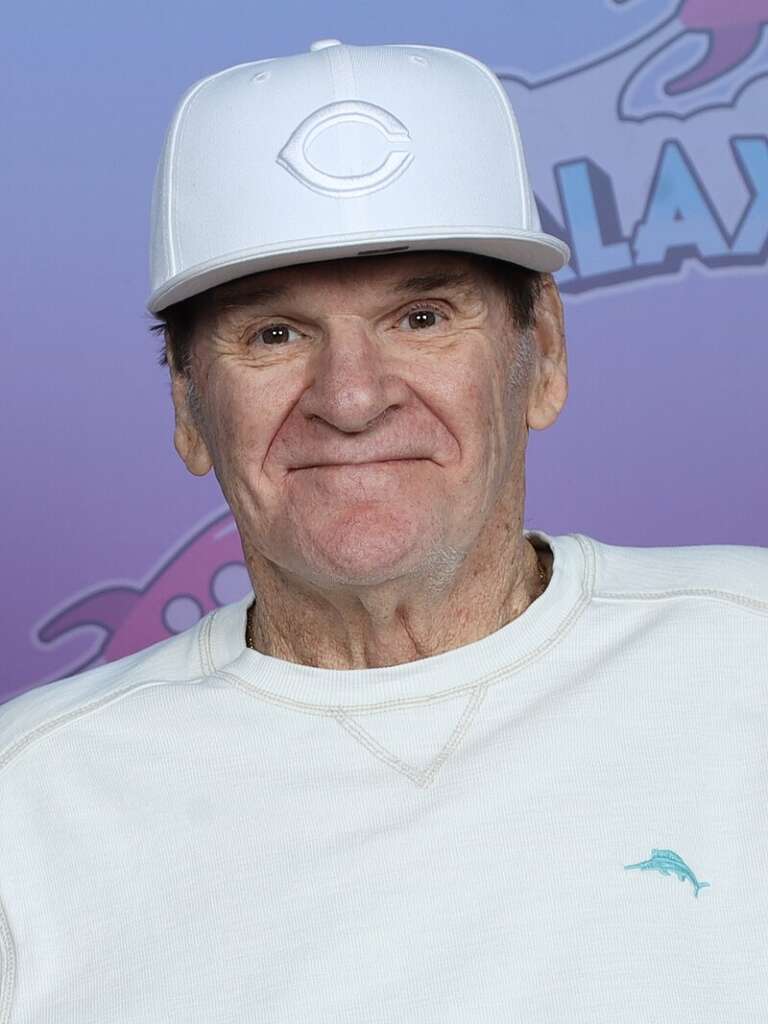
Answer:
293;458;422;470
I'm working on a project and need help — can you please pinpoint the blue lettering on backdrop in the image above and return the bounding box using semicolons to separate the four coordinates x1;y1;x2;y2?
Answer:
633;142;728;267
547;135;768;294
556;160;633;278
731;137;768;257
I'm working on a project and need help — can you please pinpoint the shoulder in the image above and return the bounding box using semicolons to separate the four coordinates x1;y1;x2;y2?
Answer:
582;534;768;612
0;610;215;774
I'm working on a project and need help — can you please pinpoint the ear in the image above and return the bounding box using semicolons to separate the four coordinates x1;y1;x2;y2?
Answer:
526;275;568;431
167;352;213;477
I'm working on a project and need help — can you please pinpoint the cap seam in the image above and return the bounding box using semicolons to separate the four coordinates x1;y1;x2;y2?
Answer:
164;61;271;276
327;43;360;236
440;48;531;227
401;43;530;225
163;76;217;277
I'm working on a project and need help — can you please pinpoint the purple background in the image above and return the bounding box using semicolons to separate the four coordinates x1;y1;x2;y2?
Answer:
3;0;766;703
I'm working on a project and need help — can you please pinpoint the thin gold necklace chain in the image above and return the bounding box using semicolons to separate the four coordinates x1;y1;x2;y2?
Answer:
535;550;549;590
245;604;257;652
245;552;549;653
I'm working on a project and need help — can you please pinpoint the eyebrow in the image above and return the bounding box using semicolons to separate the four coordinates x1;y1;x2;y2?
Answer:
213;284;288;310
213;268;475;311
391;270;474;296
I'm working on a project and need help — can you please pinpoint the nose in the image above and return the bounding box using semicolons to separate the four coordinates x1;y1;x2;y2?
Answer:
296;317;406;433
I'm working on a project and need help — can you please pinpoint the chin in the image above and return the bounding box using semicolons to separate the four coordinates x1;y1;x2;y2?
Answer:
291;507;452;587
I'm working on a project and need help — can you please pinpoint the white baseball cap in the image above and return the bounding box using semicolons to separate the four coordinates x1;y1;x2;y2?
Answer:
147;39;570;314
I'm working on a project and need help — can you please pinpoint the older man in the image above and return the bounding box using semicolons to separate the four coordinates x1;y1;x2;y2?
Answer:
1;40;766;1023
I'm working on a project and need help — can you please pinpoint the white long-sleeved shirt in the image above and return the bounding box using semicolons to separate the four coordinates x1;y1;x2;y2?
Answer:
1;529;766;1022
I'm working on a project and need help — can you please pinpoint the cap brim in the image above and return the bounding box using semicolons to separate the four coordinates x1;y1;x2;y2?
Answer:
147;228;570;313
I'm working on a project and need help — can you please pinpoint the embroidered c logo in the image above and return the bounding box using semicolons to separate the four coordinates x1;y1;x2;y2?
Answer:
276;100;414;198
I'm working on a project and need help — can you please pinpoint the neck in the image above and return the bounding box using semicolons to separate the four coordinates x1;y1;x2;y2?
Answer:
242;510;550;671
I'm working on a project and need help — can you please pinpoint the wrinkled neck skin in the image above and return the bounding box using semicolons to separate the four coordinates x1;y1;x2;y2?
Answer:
242;458;550;671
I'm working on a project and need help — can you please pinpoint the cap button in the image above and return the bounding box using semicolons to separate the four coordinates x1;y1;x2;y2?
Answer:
309;39;342;51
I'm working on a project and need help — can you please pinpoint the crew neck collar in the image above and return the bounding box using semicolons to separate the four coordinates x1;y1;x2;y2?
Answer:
206;530;594;711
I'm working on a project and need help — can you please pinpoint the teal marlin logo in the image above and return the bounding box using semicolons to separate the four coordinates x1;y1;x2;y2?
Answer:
624;848;711;898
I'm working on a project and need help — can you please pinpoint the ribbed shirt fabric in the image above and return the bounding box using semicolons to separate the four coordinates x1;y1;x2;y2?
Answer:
1;529;766;1022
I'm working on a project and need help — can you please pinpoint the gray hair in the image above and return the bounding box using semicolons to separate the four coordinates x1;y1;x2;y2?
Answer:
185;374;207;432
507;330;536;393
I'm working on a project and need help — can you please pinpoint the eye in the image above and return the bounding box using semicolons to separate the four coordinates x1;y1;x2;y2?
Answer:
397;306;445;332
249;323;302;346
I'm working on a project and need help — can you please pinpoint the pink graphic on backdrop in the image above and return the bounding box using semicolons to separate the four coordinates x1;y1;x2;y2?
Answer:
36;511;250;675
609;0;768;117
667;0;768;93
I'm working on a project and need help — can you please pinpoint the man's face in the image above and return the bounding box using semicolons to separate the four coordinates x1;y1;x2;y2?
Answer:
171;251;566;589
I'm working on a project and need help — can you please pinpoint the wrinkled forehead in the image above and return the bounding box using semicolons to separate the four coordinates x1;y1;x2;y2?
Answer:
208;250;497;313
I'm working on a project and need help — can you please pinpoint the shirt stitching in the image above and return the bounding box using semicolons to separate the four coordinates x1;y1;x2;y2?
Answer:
593;588;768;615
0;678;199;780
0;613;214;780
213;538;595;715
199;611;216;676
0;888;16;1024
333;682;489;788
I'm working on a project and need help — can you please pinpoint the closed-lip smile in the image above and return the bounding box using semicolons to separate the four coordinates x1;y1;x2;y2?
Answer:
295;458;421;469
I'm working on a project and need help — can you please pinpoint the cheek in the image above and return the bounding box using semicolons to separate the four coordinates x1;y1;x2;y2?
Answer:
203;372;282;474
462;362;523;480
459;362;509;440
425;371;502;490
